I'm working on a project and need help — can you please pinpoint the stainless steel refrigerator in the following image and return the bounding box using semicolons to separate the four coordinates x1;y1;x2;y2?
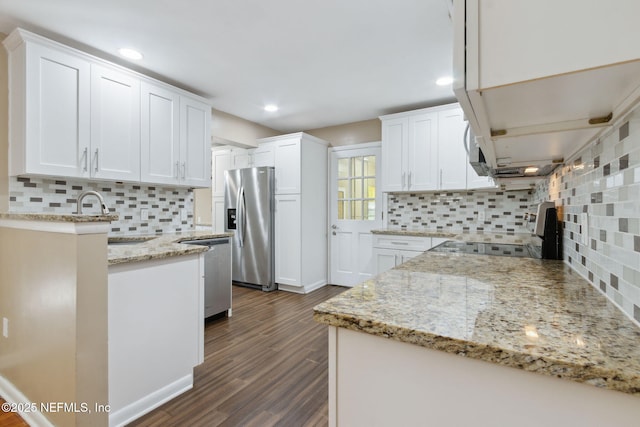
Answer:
224;167;276;291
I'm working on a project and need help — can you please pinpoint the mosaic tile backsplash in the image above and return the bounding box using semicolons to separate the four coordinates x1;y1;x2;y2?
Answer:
9;176;194;236
535;108;640;323
386;189;533;234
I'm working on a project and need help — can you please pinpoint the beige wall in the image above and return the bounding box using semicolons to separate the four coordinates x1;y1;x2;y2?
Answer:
211;108;280;148
193;187;212;225
0;225;109;427
0;33;8;212
305;119;381;147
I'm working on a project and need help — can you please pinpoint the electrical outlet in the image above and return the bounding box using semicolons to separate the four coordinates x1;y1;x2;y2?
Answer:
180;208;188;221
477;210;485;222
140;208;149;221
3;317;8;338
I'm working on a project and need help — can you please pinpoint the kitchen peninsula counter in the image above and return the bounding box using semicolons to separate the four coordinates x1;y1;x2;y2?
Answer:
107;231;233;265
314;252;640;426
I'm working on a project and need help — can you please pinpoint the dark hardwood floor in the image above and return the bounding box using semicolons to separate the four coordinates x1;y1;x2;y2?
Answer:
0;398;29;427
129;284;346;427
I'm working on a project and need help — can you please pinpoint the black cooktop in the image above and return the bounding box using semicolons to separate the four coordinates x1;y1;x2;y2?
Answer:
428;240;538;258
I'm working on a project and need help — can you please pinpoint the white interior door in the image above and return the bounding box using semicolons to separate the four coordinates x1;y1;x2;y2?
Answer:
329;143;382;287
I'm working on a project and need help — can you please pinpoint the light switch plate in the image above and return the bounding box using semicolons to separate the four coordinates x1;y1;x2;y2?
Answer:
3;317;8;338
140;208;149;221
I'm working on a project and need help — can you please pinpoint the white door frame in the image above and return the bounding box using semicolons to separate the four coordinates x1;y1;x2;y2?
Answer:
327;142;382;287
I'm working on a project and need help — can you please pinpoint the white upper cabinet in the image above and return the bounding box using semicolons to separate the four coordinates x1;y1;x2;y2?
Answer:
179;96;211;187
381;111;438;192
6;37;91;177
381;104;481;192
453;0;640;170
90;64;141;181
140;81;180;185
4;28;211;187
273;137;301;194
251;143;275;168
437;107;467;190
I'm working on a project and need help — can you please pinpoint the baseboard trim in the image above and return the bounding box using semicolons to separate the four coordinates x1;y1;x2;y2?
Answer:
108;374;193;427
0;375;55;427
278;280;327;294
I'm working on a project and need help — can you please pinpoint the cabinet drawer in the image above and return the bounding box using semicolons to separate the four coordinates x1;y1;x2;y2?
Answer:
372;235;431;251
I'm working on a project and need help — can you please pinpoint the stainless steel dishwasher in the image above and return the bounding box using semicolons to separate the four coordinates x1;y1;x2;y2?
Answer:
181;238;232;318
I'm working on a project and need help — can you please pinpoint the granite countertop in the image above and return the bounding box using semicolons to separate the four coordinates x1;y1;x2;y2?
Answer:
108;231;233;265
314;252;640;396
371;229;542;245
0;212;119;222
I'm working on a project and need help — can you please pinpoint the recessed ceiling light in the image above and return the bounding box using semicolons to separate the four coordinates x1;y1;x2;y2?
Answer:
436;76;453;86
118;48;143;60
264;104;279;112
524;166;539;174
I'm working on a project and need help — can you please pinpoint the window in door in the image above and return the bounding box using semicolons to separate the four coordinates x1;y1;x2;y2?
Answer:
337;155;376;220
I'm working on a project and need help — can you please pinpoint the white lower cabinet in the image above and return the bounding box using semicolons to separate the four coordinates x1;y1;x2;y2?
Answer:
275;194;302;287
373;235;447;274
108;254;203;427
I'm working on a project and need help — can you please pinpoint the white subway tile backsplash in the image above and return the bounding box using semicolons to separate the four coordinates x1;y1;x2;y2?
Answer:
9;176;194;236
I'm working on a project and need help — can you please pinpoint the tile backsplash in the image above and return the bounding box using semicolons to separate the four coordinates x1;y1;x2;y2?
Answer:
535;108;640;323
9;176;194;235
386;189;533;234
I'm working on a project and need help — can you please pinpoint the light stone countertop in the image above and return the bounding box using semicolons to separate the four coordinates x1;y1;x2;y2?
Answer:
371;228;542;245
314;251;640;396
0;211;119;222
107;231;233;265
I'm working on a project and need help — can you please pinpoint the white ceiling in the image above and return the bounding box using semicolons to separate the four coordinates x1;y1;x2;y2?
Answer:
0;0;456;133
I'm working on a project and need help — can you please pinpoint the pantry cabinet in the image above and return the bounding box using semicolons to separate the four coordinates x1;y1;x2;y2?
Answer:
258;132;328;293
3;28;211;187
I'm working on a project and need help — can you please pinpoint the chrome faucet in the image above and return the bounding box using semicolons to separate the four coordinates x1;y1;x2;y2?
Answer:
76;191;110;215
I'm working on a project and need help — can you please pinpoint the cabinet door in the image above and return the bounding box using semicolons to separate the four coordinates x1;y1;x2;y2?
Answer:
212;196;226;233
275;194;301;286
437;107;467;190
140;81;180;185
407;112;438;191
231;149;251;169
212;149;231;198
274;138;301;194
23;43;90;177
399;250;421;265
373;248;399;274
381;117;407;192
252;144;275;167
90;64;141;181
180;96;211;187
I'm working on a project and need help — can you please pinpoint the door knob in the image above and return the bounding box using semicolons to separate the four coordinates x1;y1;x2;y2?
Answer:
331;224;338;229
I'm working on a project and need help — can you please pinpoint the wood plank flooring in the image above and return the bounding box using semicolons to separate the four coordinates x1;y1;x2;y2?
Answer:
129;284;346;427
0;398;29;427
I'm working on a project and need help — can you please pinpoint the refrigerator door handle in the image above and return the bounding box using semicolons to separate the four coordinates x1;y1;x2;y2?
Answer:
236;186;244;247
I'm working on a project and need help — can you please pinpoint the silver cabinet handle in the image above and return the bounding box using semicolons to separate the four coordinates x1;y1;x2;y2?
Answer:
175;161;180;179
408;171;412;189
82;147;88;172
181;162;186;179
402;172;406;189
94;148;99;173
391;241;409;245
440;169;443;188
